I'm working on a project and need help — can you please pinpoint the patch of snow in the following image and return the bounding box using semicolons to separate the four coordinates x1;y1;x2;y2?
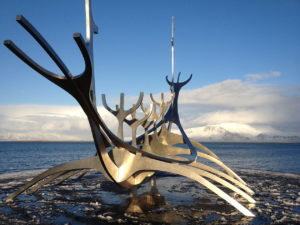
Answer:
0;169;46;181
172;122;300;141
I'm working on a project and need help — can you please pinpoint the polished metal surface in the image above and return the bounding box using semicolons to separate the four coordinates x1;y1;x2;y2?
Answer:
171;16;175;83
85;0;98;106
3;0;255;217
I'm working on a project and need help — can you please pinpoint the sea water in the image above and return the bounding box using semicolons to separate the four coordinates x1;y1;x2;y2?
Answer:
0;142;299;174
207;142;300;174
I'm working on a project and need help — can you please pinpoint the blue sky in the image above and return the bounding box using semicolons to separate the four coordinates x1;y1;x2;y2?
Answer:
0;0;299;141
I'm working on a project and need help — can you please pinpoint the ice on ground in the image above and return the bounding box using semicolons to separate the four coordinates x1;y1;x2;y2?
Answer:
0;169;46;181
0;168;300;224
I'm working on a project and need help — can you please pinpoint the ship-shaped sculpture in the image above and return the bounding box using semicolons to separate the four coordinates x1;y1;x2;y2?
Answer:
3;0;255;217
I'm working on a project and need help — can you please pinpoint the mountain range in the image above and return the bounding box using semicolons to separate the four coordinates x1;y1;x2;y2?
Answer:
173;123;300;142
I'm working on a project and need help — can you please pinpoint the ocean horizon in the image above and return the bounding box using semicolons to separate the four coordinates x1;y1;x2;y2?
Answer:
0;141;299;175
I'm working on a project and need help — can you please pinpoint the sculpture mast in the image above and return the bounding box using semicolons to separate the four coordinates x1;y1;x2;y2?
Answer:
171;16;174;84
168;17;175;131
85;0;99;107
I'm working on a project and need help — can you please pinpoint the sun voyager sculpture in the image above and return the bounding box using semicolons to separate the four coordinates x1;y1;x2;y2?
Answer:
4;0;255;217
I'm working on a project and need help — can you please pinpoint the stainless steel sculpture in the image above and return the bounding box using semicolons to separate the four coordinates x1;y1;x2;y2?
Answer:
3;0;255;217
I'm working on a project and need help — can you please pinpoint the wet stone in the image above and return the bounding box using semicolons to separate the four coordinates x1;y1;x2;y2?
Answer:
0;170;300;224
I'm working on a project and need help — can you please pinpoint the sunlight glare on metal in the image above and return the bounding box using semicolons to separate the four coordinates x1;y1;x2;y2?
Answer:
171;16;174;83
85;0;91;42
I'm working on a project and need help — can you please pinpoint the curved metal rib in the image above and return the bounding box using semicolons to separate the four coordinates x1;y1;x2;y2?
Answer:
156;126;220;159
72;33;92;77
135;73;198;161
16;15;71;76
3;20;92;99
3;40;66;83
55;170;82;185
101;92;144;139
102;92;144;116
130;104;153;147
14;15;92;80
150;93;174;120
189;161;254;195
5;156;107;202
126;156;255;217
30;171;67;193
102;94;118;116
166;73;193;88
147;129;245;184
185;166;255;203
124;92;144;115
151;125;245;184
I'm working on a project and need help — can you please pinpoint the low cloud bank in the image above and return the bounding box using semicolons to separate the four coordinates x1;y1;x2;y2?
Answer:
0;105;118;141
176;79;300;138
0;79;299;141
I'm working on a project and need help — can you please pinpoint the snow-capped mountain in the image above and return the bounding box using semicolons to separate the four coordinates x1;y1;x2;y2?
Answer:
172;123;300;142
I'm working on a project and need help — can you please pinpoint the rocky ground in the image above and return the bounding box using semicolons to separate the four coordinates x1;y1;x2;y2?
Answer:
0;169;300;224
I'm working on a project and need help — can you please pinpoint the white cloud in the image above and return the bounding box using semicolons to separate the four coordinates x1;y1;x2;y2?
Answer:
0;105;118;141
0;79;299;141
177;79;284;107
174;79;300;137
245;71;281;81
